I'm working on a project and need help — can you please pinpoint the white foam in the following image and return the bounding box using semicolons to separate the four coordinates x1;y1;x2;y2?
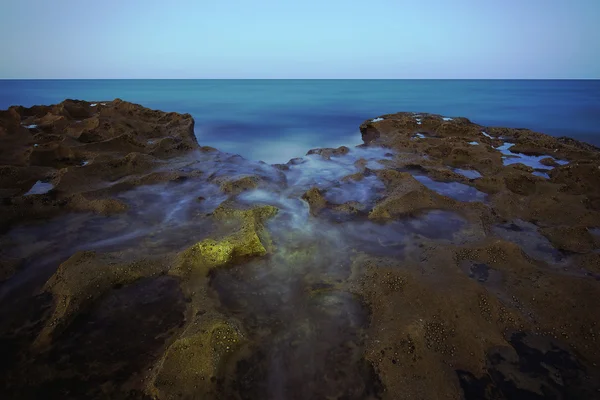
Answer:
324;175;385;206
372;118;384;122
283;147;393;194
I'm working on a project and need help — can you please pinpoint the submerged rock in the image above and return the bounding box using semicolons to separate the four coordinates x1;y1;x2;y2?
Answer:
218;175;260;195
539;225;596;254
302;187;328;216
34;251;168;349
306;145;351;159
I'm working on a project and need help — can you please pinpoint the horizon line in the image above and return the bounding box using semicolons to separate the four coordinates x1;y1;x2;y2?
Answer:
1;78;599;81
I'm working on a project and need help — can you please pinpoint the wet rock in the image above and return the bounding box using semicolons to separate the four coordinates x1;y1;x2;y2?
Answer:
341;171;365;182
2;104;600;399
35;251;168;349
352;254;523;400
550;162;600;196
0;99;202;232
149;316;244;400
306;146;350;159
0;256;22;282
368;188;456;221
172;204;278;277
302;187;327;216
508;163;534;173
540;225;595;254
218;175;259;195
540;157;559;167
332;201;365;214
458;332;600;399
16;276;187;399
504;173;539;196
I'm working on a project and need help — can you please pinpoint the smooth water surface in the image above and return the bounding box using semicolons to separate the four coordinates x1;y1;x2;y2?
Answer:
1;80;599;163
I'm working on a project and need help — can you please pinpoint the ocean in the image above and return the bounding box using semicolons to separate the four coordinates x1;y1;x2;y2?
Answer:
1;79;599;164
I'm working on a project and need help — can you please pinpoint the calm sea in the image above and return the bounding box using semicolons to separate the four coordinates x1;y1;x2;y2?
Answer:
1;80;599;163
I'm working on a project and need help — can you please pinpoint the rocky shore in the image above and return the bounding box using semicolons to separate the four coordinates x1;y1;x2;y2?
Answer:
1;100;599;399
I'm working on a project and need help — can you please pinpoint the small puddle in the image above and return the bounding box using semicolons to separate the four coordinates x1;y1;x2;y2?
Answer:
532;171;550;179
413;175;487;202
496;143;569;170
453;168;482;179
342;210;468;257
492;220;567;265
24;181;54;196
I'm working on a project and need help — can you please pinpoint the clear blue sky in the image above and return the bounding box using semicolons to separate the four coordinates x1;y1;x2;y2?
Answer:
1;0;598;79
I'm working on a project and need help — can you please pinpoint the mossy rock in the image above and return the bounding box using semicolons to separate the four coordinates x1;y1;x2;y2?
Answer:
302;187;327;216
219;176;259;195
173;204;278;276
212;202;278;223
150;317;244;399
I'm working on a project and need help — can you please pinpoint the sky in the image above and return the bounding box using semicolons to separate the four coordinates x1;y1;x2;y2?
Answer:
1;0;599;79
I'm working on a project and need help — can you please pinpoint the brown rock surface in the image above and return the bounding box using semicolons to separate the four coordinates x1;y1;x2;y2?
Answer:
1;105;600;400
0;99;199;232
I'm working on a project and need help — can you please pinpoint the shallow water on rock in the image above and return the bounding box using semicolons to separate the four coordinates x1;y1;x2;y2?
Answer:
496;142;569;170
413;175;487;202
323;175;386;206
284;147;392;193
453;168;482;179
492;220;567;266
210;187;472;397
24;181;54;196
0;144;483;399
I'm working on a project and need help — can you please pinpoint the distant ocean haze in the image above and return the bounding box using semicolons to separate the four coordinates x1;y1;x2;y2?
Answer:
1;79;599;163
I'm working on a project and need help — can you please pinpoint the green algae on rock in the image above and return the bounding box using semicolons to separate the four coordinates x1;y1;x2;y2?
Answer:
172;204;278;277
149;315;245;400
